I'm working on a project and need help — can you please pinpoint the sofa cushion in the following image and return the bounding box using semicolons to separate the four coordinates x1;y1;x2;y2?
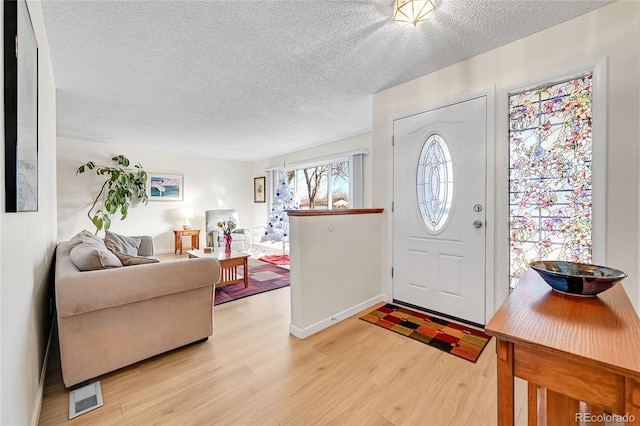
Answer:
115;252;160;266
105;231;141;256
70;242;123;271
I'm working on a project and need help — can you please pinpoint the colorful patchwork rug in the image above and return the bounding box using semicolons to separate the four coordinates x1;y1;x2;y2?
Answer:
360;303;491;363
214;259;290;305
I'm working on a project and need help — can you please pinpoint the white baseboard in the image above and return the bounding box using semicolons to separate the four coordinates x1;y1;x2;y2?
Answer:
31;322;54;426
289;295;385;339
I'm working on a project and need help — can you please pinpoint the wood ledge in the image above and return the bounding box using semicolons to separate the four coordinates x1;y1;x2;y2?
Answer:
286;208;384;217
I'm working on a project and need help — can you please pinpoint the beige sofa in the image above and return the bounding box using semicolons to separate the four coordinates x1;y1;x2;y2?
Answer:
55;233;221;387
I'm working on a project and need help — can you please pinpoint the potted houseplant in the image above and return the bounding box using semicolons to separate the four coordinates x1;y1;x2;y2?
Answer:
76;155;148;234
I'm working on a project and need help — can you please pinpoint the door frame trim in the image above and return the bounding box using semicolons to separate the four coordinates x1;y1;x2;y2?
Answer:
387;87;496;325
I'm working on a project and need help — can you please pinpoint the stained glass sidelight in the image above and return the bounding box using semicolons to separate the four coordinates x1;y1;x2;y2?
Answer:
417;134;453;233
509;75;593;288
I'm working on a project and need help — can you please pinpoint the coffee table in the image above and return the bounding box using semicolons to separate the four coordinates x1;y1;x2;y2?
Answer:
186;249;250;288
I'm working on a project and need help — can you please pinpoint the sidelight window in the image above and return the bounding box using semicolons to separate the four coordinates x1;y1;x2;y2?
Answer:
508;74;593;288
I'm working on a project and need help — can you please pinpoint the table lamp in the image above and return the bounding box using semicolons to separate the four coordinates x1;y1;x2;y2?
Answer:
182;207;194;230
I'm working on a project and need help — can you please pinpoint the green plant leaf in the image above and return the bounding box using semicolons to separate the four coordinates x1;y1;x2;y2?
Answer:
92;216;103;231
78;155;148;230
112;155;130;167
103;215;111;230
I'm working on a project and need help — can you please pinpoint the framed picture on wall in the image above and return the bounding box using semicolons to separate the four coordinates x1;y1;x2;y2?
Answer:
254;176;266;203
147;173;183;201
4;0;39;212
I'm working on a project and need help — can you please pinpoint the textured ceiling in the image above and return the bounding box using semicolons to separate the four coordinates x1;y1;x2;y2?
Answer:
41;0;614;162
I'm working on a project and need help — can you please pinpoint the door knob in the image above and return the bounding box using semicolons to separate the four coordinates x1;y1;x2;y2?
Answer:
473;220;483;229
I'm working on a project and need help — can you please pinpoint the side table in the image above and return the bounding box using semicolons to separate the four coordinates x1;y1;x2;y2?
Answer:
174;229;200;255
486;270;640;425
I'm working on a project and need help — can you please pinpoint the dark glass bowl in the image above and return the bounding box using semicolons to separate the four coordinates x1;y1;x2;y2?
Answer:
529;260;627;297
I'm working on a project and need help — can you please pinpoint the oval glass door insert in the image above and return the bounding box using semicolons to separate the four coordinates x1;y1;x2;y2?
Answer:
417;134;453;233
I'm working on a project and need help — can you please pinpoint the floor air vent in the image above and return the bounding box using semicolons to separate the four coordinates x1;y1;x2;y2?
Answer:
69;381;103;419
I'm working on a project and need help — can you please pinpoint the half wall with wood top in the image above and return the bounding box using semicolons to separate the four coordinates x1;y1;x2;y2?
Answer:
287;209;385;338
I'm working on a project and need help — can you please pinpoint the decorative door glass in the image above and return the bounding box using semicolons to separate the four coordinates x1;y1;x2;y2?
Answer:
417;134;453;233
509;74;593;288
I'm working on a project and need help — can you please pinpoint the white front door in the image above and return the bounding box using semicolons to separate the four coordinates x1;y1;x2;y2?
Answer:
392;96;487;325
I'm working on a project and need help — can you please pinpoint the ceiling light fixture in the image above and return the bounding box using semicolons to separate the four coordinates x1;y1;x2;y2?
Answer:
393;0;436;27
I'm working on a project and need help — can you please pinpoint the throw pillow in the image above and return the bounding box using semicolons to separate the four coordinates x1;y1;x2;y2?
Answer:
105;231;141;256
70;242;123;271
68;230;104;248
114;252;160;266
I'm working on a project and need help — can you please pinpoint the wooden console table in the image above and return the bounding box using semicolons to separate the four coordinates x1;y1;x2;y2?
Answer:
486;270;640;425
173;229;200;255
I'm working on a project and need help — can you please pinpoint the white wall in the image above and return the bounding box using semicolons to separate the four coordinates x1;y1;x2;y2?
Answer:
289;212;384;338
373;1;640;310
57;138;255;252
250;132;373;228
0;1;58;424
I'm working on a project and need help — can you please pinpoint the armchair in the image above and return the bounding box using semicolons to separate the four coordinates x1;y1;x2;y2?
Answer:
205;209;250;251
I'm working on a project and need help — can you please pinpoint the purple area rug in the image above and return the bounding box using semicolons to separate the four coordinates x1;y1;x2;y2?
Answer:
214;259;290;305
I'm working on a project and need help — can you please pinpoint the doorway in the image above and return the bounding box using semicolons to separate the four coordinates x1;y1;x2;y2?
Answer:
392;95;489;326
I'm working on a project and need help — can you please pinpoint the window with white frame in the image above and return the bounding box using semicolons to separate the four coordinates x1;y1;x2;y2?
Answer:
288;161;349;210
265;149;366;211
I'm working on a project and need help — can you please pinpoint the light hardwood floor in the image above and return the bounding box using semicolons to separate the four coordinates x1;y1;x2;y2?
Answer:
39;285;527;425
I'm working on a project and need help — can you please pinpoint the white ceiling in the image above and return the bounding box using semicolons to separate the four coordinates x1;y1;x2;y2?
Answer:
41;0;614;162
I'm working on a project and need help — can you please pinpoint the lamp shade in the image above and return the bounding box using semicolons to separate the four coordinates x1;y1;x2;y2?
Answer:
181;207;194;230
181;207;194;219
393;0;436;27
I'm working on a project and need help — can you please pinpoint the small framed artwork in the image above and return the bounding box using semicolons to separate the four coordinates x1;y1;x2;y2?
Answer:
147;173;183;201
254;176;266;203
4;0;39;212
